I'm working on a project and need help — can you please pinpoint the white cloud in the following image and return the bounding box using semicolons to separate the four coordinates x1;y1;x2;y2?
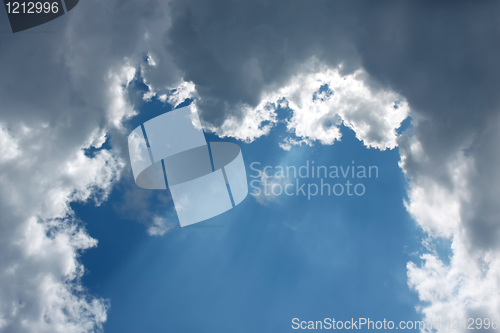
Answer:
0;123;124;332
202;61;409;150
0;1;182;331
399;113;500;332
196;98;279;142
147;215;175;236
408;241;500;333
107;65;138;129
401;144;471;238
0;125;21;162
281;64;409;150
164;81;197;108
279;137;311;151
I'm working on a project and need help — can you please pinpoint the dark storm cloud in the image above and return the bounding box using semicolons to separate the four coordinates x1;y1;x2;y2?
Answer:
165;0;500;250
354;1;500;251
166;0;361;126
357;1;500;163
166;0;500;136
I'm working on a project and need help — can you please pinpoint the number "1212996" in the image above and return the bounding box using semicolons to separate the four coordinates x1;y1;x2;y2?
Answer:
5;2;59;14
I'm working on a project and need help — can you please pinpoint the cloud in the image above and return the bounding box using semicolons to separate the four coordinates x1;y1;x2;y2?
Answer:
274;64;409;150
164;0;362;127
0;0;182;331
2;0;500;331
0;125;21;162
193;93;279;142
399;116;500;331
407;242;500;333
193;61;409;150
147;215;176;236
161;1;500;331
0;120;122;332
356;2;500;329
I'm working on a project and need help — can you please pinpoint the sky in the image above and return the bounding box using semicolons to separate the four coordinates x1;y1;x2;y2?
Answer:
74;101;422;333
1;1;500;332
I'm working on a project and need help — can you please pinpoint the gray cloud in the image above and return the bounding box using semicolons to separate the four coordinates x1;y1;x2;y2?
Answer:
165;0;361;126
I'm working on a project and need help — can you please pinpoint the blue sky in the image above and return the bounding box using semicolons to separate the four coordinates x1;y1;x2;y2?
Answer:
73;99;423;333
